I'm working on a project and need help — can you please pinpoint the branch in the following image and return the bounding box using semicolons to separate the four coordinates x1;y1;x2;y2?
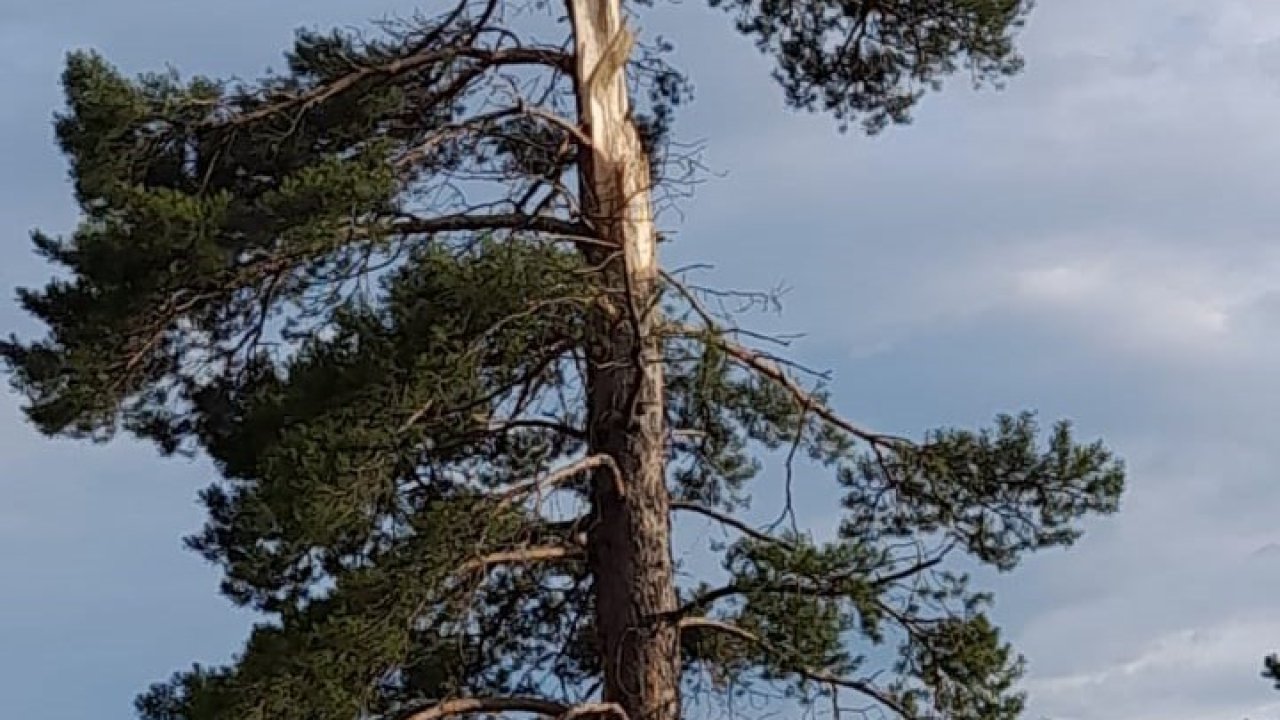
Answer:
401;697;566;720
670;501;796;551
394;102;590;172
497;454;621;509
455;545;583;577
678;617;913;719
674;579;858;618
681;326;904;448
389;212;598;241
399;697;626;720
486;418;587;441
869;545;953;588
205;46;572;130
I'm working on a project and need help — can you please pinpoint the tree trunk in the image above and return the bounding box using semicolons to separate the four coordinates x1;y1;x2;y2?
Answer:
566;3;680;720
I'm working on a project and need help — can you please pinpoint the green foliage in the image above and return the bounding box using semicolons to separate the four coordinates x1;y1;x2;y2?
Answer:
1264;655;1280;689
2;4;1121;720
840;413;1124;571
709;0;1031;132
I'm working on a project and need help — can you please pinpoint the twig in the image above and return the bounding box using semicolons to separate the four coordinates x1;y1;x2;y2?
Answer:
670;501;796;551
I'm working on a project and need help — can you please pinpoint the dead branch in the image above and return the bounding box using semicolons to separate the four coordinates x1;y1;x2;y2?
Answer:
496;454;622;509
677;617;913;719
205;46;572;130
394;101;589;173
400;696;627;720
401;696;567;720
455;545;583;577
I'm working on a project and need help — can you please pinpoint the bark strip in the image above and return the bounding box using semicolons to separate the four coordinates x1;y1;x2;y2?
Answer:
566;3;681;720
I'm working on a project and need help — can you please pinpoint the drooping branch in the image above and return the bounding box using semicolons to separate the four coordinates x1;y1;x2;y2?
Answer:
674;544;952;619
670;501;796;551
678;325;904;449
677;617;913;719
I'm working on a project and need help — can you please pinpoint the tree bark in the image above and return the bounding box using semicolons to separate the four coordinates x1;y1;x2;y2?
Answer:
566;3;680;720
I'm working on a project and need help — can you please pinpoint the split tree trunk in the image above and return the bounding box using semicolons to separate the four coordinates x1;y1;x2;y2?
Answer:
566;3;681;720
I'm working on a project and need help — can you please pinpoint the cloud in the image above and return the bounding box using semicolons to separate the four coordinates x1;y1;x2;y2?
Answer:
1025;618;1280;720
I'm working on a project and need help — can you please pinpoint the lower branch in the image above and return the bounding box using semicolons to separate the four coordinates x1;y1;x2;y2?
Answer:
400;697;627;720
677;617;913;719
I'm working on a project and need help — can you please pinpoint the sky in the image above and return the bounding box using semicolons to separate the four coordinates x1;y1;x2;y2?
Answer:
2;1;1280;719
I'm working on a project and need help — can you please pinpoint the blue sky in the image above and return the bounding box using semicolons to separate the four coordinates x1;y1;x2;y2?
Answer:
3;2;1280;719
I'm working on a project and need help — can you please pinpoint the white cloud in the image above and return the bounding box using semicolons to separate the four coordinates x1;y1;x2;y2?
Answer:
1025;618;1280;720
1006;238;1274;362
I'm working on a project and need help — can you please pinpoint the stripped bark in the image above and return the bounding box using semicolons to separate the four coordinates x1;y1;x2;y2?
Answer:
567;3;681;720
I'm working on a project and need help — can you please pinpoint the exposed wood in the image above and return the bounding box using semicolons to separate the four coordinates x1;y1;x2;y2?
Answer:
566;3;681;720
400;696;627;720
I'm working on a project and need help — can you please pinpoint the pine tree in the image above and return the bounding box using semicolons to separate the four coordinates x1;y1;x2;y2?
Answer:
2;2;1124;720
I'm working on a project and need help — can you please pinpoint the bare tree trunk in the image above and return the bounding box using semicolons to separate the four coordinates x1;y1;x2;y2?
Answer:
566;3;680;720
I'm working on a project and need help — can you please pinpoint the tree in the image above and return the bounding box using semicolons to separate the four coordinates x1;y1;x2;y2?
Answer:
1;2;1124;720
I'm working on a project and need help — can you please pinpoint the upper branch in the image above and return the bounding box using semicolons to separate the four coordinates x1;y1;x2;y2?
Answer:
390;212;599;241
677;324;904;449
206;46;573;131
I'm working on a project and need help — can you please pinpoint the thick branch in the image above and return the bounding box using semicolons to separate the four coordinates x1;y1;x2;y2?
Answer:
400;697;626;720
678;617;913;719
456;545;583;577
390;212;598;241
402;697;567;720
497;454;621;508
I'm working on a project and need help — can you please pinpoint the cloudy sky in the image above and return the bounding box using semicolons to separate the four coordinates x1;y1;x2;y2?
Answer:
3;1;1280;719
